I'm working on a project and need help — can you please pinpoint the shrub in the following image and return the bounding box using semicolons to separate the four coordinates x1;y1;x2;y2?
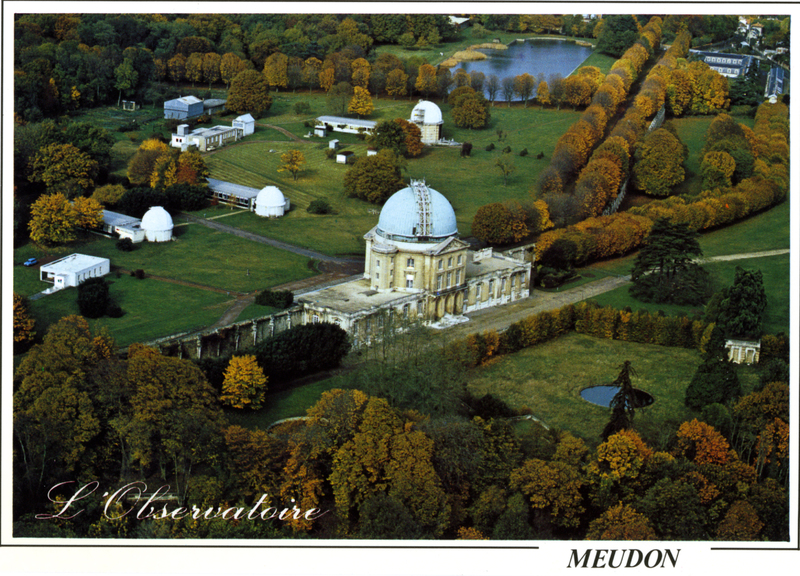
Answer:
116;238;134;252
503;146;511;154
307;199;332;214
294;101;312;115
77;277;110;318
252;322;350;382
254;289;294;309
106;303;125;318
134;269;145;280
325;148;336;160
519;148;528;157
485;143;495;151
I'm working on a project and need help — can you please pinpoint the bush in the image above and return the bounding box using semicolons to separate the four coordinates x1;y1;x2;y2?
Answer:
461;142;473;157
134;269;145;280
106;303;125;318
325;148;336;160
252;322;350;383
519;148;528;157
116;238;134;252
77;277;110;319
485;143;495;152
502;146;511;154
254;289;294;309
294;101;312;115
307;199;332;214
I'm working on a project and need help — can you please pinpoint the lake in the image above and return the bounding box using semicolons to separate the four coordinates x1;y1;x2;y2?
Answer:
455;39;595;99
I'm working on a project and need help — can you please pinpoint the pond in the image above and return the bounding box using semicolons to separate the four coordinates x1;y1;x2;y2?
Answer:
456;39;595;100
580;385;655;408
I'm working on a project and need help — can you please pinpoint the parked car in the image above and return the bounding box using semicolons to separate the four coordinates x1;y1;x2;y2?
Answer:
23;258;38;267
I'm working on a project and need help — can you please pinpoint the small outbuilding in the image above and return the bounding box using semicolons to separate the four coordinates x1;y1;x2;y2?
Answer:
164;95;203;120
337;150;354;164
102;210;145;243
141;206;174;242
232;113;256;136
315;116;377;135
40;254;110;290
203;99;227;115
254;186;290;217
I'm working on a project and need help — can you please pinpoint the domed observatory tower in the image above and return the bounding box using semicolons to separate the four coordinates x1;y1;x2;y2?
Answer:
410;100;443;144
141;206;174;242
254;185;290;217
363;179;469;299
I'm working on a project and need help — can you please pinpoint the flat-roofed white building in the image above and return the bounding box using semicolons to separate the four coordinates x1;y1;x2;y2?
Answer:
40;254;110;290
315;116;377;135
102;210;146;243
171;124;243;152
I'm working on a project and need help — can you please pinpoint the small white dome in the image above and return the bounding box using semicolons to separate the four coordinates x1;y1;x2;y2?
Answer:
255;186;289;217
256;186;286;208
141;206;173;232
410;100;443;125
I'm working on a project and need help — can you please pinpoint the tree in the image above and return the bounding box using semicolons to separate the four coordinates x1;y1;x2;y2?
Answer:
685;326;741;411
716;500;764;541
415;64;438;97
714;267;767;340
385;69;408;99
326;81;354;115
348;86;374;118
202;52;222;88
452;91;490;129
167;53;186;85
13;293;36;348
91;184;127;207
537;80;550;108
510;458;585;529
630;218;710;305
631;128;687;196
226;69;272;118
72;196;104;230
185;52;204;87
601;361;639;440
586;503;657;540
343;149;405;204
278;149;306;181
513;73;536;107
597;15;640;57
28;193;77;245
77;277;111;319
220;53;246;88
220;355;268;410
485;74;500;106
263;52;289;89
701;150;736;191
301;57;323;91
495;153;515;186
501;76;515;107
29;143;99;197
114;59;138;106
471;201;529;245
563;75;593;110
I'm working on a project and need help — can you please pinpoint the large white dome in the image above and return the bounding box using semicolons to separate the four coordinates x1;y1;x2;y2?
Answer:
410;100;443;125
255;185;288;217
376;180;457;242
141;206;173;242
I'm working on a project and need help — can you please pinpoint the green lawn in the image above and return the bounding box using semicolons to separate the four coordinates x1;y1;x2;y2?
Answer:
465;332;760;450
14;226;316;297
26;272;234;348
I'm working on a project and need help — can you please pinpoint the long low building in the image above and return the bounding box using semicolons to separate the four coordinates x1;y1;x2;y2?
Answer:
40;254;110;290
207;178;290;216
315;116;377;135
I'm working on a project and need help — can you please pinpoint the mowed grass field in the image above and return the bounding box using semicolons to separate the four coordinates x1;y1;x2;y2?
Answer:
465;332;761;450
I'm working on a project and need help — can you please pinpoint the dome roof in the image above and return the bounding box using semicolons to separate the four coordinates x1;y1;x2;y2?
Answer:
376;180;457;242
256;185;286;208
141;206;173;232
411;100;443;125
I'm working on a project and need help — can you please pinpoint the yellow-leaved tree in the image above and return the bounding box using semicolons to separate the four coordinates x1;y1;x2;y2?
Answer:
28;192;78;245
72;196;104;230
13;292;36;346
348;86;374;118
278;150;306;181
220;355;268;410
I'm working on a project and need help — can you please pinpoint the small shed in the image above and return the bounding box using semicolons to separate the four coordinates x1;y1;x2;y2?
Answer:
232;113;256;136
40;254;110;290
315;125;328;137
203;98;227;115
337;151;354;164
329;139;340;150
367;148;377;156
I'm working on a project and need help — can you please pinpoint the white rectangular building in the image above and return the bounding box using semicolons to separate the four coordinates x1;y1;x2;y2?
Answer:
40;254;110;290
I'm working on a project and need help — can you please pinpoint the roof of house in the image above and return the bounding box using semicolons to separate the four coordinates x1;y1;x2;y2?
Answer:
103;210;142;230
165;95;203;108
234;113;255;123
41;253;109;273
207;178;262;200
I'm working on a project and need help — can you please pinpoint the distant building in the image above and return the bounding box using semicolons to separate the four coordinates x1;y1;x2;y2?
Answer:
232;113;255;136
336;150;354;164
448;16;472;29
164;95;204;120
315;116;377;135
40;254;110;290
691;51;753;78
206;178;289;217
171;123;243;152
765;66;788;98
203;99;227;115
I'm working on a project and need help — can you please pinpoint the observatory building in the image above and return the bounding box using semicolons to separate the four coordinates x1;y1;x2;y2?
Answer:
141;206;174;242
410;100;444;144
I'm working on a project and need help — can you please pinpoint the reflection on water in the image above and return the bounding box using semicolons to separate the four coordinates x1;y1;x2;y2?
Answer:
580;385;656;408
456;39;594;99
